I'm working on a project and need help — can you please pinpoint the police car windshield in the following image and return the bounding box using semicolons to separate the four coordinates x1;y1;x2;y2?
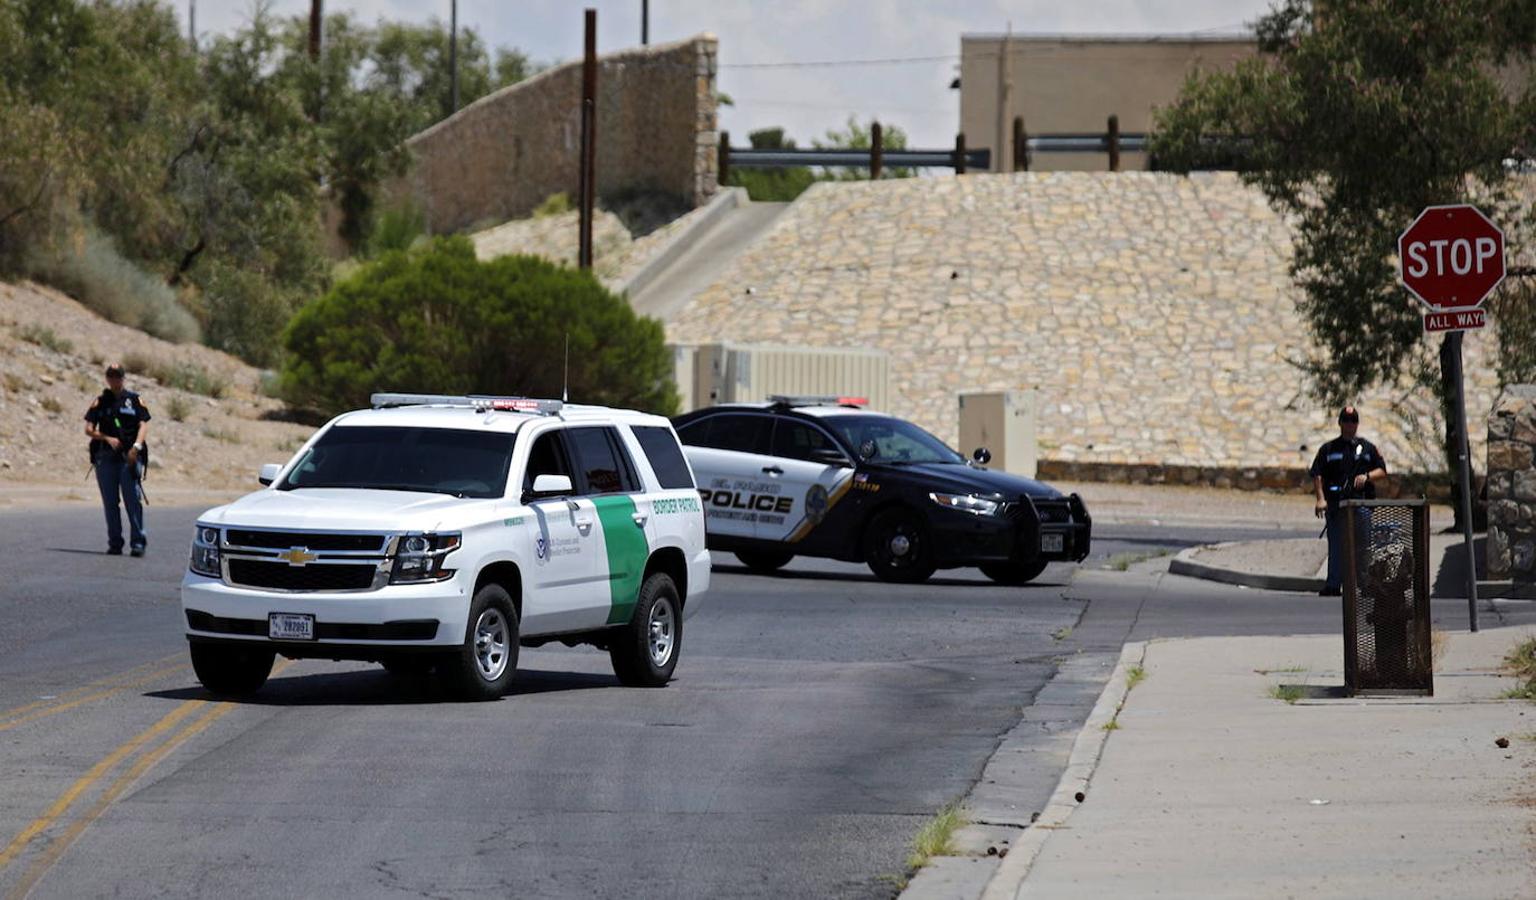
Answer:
279;426;514;499
823;415;964;465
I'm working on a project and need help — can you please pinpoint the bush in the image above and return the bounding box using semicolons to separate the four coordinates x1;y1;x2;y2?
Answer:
16;324;73;354
26;226;200;344
197;261;300;370
533;192;572;218
1506;637;1536;701
280;237;677;416
365;203;426;258
121;353;228;399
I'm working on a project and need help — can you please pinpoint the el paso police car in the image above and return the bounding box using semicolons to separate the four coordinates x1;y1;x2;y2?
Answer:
181;394;709;700
674;396;1091;584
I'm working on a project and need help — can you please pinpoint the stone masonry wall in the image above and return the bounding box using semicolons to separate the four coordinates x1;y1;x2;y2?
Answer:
387;35;717;235
665;171;1502;484
1487;386;1536;582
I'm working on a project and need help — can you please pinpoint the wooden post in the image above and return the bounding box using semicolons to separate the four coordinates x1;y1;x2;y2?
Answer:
870;121;884;180
955;133;967;175
1107;114;1121;172
1013;116;1028;172
449;0;459;114
718;131;730;186
307;0;322;60
578;8;597;270
642;0;649;44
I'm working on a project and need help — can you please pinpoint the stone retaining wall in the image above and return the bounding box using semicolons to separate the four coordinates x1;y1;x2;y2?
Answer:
386;35;718;235
665;171;1503;485
1487;385;1536;583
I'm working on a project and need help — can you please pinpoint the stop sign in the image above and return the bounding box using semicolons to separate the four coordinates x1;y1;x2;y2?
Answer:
1398;204;1505;310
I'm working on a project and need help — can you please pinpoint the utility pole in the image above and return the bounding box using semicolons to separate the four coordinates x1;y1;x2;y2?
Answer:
188;0;196;51
642;0;650;45
578;9;598;270
995;23;1011;173
308;0;322;60
449;0;459;114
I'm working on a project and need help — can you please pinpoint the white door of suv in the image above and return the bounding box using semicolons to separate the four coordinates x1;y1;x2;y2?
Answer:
519;427;603;634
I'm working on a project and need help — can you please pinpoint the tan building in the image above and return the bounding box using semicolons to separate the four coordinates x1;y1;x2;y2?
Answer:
959;34;1256;172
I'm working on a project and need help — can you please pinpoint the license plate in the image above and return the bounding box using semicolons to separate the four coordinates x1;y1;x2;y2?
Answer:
268;613;315;641
1041;533;1065;554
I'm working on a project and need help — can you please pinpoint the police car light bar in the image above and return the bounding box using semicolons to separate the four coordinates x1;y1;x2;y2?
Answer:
766;394;868;408
370;393;564;415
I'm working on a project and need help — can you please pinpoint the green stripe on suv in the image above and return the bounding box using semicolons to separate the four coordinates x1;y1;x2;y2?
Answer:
592;496;649;624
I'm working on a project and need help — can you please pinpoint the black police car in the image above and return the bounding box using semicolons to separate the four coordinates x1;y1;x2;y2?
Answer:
673;396;1091;583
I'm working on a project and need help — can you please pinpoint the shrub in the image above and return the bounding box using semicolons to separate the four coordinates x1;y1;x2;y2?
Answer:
1505;636;1536;701
167;395;192;422
196;261;301;370
40;395;63;414
280;237;677;416
533;192;572;218
26;225;200;344
16;323;73;354
121;352;228;398
365;203;426;257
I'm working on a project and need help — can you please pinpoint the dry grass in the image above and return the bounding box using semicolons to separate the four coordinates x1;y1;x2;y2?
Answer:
166;395;192;422
906;805;965;872
39;396;63;414
1430;628;1451;672
121;352;228;398
16;323;72;354
1503;636;1536;701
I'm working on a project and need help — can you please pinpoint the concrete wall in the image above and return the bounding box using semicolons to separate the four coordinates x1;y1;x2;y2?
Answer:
959;34;1256;172
388;35;718;235
1487;386;1536;583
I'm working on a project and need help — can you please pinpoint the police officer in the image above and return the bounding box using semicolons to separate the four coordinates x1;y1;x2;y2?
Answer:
84;363;152;556
1310;405;1386;596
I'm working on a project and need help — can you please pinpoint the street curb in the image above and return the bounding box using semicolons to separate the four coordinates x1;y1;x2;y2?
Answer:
1166;545;1323;593
612;186;747;301
977;641;1148;900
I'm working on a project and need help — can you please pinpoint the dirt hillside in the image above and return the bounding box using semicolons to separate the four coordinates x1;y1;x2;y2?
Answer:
0;281;318;509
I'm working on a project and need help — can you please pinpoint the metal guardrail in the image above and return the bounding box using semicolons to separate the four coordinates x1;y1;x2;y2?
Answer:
726;147;992;170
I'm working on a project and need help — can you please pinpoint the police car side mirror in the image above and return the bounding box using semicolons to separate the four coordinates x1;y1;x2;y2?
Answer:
258;463;282;486
524;473;574;502
858;440;879;461
972;447;992;465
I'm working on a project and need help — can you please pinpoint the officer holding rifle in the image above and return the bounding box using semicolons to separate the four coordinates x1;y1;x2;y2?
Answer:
1310;405;1387;596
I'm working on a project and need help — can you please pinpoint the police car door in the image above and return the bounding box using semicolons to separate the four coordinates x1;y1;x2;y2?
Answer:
519;427;603;634
761;418;856;544
675;412;779;542
564;426;652;628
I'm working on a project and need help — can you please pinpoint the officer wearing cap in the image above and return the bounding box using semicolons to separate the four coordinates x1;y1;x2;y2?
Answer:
84;363;152;556
1310;405;1386;596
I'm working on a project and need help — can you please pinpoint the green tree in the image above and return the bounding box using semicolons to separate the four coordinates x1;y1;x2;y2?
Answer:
727;127;816;201
814;116;917;181
281;238;677;416
1152;0;1536;472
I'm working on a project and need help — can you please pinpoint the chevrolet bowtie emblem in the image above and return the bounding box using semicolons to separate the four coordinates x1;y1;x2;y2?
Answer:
278;547;317;566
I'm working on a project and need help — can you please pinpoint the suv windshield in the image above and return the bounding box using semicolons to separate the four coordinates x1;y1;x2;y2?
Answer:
279;426;515;499
822;415;964;465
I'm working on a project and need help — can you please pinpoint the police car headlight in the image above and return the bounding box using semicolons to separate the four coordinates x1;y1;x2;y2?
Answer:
390;532;462;584
929;492;1002;516
189;526;221;577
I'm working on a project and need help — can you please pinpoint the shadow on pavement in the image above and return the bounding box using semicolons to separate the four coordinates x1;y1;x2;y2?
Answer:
710;563;1071;589
144;667;620;706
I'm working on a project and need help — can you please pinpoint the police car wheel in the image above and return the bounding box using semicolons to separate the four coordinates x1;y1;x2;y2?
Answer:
448;585;519;701
610;573;682;688
864;508;937;584
979;561;1049;586
189;643;275;697
734;550;794;573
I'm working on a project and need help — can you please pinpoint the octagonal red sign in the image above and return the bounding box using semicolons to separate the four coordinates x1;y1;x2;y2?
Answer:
1398;204;1505;311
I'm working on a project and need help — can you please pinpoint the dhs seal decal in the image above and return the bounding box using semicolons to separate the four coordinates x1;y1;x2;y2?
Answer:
804;484;830;525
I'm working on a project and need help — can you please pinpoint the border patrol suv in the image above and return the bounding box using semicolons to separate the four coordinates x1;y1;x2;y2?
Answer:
675;396;1090;584
181;394;709;700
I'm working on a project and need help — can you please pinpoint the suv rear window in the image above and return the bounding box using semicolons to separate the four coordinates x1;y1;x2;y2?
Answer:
676;413;773;455
631;425;695;489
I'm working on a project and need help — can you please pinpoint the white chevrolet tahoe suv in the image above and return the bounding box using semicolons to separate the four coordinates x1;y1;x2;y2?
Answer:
181;393;710;700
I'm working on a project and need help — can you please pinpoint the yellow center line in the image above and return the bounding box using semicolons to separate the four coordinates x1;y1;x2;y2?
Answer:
0;701;204;871
0;664;191;735
0;654;186;722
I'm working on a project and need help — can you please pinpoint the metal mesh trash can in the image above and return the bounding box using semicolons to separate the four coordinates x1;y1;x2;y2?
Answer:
1341;500;1432;696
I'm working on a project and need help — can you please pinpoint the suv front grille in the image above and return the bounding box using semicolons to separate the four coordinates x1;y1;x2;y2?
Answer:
227;559;380;592
225;530;387;552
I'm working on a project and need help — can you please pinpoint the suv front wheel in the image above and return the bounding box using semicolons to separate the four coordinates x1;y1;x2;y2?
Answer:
610;572;682;687
190;643;275;697
447;584;519;701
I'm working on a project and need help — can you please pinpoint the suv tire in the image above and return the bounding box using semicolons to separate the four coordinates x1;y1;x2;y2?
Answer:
864;508;937;583
735;550;794;573
610;572;682;687
980;560;1049;585
190;643;275;697
448;584;519;701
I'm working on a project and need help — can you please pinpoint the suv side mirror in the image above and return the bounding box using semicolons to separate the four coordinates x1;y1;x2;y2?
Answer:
972;447;992;465
810;447;851;467
259;463;282;486
524;473;574;501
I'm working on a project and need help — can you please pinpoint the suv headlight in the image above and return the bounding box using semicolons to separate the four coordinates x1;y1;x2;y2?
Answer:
929;492;1002;516
189;525;221;577
390;532;462;584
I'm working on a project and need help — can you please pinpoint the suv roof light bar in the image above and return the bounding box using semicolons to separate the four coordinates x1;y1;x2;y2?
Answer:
766;394;868;409
370;393;564;415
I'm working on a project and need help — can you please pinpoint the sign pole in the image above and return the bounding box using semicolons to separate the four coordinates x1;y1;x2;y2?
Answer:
1449;330;1479;632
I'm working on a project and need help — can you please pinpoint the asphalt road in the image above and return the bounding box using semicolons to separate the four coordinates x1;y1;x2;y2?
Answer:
1;505;1529;899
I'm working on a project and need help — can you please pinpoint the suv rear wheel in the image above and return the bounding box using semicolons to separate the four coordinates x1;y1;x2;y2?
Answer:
190;643;275;697
447;584;519;701
735;550;794;573
610;572;682;687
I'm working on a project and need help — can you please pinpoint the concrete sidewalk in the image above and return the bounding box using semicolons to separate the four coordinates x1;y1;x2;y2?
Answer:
1007;629;1536;898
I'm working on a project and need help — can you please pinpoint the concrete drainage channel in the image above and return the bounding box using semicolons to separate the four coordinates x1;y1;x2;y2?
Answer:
900;642;1148;900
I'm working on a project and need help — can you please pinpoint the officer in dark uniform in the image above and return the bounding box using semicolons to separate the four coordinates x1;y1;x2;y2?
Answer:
83;363;152;556
1310;405;1386;596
